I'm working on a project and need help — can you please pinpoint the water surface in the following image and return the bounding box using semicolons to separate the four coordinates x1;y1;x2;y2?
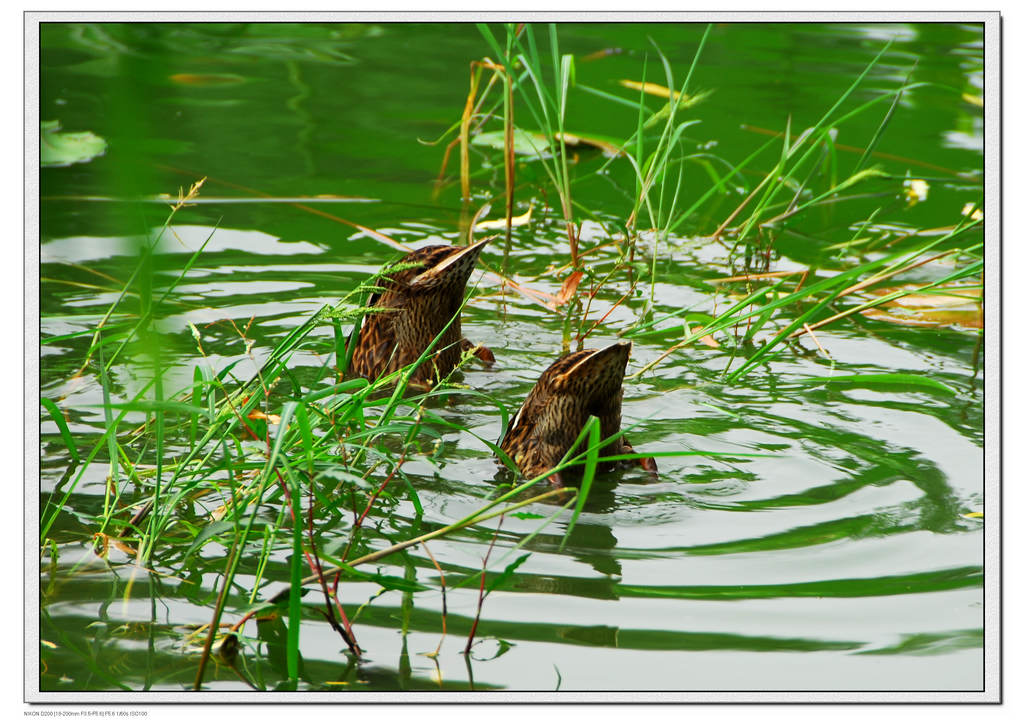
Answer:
38;21;985;694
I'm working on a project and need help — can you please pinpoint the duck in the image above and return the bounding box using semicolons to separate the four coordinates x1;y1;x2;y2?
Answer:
499;340;657;486
349;237;493;387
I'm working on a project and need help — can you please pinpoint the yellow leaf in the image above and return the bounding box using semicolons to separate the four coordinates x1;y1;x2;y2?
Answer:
619;79;678;99
692;325;720;348
247;410;282;425
860;284;982;329
962;93;983;107
618;81;713;110
474;204;533;230
581;47;624;62
963;511;984;518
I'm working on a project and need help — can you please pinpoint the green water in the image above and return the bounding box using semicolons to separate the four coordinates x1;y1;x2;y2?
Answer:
37;22;985;693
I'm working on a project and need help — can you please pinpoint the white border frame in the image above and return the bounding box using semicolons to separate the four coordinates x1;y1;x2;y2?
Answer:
24;10;1001;705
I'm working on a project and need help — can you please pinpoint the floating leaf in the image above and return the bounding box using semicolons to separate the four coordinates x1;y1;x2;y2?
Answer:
890;290;980;308
248;410;282;424
472;129;549;156
860;284;982;329
691;325;720;348
475;204;533;230
473;129;624;158
41;120;107;167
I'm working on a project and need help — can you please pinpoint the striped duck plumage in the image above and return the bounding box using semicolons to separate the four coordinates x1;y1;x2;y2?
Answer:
499;341;657;486
349;238;493;387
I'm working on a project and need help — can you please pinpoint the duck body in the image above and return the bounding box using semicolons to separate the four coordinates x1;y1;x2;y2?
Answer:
499;341;657;485
350;238;491;386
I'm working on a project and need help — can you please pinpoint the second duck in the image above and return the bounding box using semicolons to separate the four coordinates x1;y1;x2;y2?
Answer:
500;341;657;486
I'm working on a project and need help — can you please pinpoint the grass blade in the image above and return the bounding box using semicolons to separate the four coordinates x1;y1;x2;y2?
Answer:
40;397;79;464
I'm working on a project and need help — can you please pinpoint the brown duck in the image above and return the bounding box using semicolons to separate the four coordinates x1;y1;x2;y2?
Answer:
499;341;657;486
349;238;493;386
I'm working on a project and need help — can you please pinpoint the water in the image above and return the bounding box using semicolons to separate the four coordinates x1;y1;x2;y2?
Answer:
37;21;985;694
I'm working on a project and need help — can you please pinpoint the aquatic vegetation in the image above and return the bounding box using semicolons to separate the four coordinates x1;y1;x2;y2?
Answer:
36;20;987;694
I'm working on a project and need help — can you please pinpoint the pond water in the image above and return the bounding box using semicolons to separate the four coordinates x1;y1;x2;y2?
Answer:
36;21;987;695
